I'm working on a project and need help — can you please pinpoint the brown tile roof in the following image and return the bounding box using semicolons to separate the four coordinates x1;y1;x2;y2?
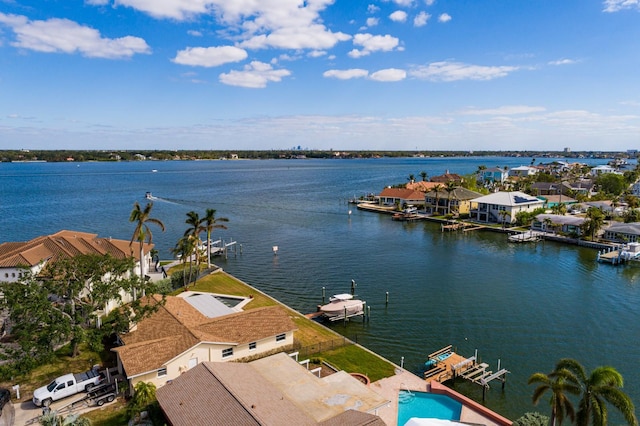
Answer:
114;295;297;377
405;181;443;192
379;187;425;200
0;230;150;268
156;361;315;426
430;173;463;183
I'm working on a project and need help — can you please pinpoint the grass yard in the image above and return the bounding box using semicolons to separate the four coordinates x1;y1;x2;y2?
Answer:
315;344;397;383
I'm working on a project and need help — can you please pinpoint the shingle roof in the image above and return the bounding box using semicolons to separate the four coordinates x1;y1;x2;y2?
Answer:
114;295;297;377
424;187;482;201
156;356;387;426
605;222;640;235
0;230;150;268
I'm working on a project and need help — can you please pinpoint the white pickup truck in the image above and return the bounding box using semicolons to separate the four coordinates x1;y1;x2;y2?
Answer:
32;367;105;407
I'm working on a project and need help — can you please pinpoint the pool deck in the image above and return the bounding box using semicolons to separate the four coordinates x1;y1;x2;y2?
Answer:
370;369;511;426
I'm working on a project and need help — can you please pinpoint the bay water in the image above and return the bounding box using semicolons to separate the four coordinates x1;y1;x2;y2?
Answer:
1;157;639;422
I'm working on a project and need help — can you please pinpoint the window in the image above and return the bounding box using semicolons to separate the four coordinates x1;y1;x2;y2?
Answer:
276;333;286;342
157;367;167;377
222;348;233;358
249;342;257;351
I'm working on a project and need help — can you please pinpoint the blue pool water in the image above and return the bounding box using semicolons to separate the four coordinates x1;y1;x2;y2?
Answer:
397;391;462;426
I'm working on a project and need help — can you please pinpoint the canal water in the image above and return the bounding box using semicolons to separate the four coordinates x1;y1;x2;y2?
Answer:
1;157;638;421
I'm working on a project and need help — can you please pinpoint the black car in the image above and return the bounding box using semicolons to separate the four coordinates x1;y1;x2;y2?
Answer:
0;387;10;413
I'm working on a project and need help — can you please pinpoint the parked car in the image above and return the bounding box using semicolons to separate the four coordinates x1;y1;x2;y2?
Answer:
32;367;105;407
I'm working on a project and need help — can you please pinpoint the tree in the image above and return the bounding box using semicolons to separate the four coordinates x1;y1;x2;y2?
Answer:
172;235;198;288
529;366;579;426
554;358;637;426
432;184;444;215
582;207;605;241
128;381;157;421
513;412;550;426
499;210;511;229
0;254;161;361
420;171;428;181
184;210;204;272
129;202;165;300
595;174;626;196
407;174;415;184
202;208;229;268
445;182;457;215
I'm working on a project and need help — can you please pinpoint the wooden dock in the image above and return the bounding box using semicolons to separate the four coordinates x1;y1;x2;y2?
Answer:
424;346;510;400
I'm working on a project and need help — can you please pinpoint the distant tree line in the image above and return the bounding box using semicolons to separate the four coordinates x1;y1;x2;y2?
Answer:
0;149;633;163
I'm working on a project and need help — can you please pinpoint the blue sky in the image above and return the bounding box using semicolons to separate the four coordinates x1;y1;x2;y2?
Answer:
1;0;639;151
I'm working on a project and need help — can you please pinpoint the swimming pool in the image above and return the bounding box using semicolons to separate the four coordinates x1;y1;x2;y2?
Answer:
397;391;462;426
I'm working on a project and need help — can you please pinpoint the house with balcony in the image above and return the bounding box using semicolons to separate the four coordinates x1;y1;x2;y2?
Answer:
508;166;538;178
470;191;544;224
425;187;482;215
479;167;508;185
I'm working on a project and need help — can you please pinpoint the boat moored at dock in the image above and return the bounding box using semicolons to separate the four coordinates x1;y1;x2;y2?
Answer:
319;293;365;321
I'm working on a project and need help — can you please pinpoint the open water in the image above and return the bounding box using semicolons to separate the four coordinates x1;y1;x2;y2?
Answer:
1;157;639;422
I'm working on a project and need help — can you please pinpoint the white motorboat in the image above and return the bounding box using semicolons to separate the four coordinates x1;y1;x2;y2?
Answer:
320;293;364;321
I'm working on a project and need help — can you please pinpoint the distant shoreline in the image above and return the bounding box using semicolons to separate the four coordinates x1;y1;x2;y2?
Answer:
1;149;634;163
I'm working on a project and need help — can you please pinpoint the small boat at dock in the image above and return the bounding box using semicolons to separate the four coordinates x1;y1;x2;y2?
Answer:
319;293;365;321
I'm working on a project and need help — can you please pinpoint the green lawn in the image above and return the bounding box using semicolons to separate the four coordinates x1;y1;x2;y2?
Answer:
316;344;397;383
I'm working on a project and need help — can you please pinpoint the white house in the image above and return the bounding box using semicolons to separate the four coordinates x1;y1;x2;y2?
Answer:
470;191;544;224
479;167;508;184
590;165;617;177
508;166;538;178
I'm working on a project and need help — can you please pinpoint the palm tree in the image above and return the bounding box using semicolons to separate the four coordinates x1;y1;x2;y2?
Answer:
529;367;579;426
499;210;510;229
555;358;637;426
129;202;165;300
172;235;197;288
445;181;457;215
432;184;444;215
184;210;207;274
129;381;157;420
420;171;428;181
407;174;416;184
583;207;605;241
202;208;229;268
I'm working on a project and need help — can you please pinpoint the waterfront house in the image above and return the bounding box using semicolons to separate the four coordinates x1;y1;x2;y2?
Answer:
470;191;544;224
424;187;483;215
532;214;585;235
378;187;426;208
155;352;388;426
405;181;443;192
590;165;618;176
430;172;464;184
508;166;538;177
603;222;640;243
479;167;508;184
112;294;296;392
0;230;152;285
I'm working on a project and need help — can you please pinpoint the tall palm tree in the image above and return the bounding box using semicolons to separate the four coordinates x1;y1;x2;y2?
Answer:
184;211;204;275
529;367;579;426
202;208;229;268
172;235;198;288
555;358;637;426
407;174;416;184
420;171;428;181
433;184;444;215
445;181;457;215
129;202;165;300
583;207;605;241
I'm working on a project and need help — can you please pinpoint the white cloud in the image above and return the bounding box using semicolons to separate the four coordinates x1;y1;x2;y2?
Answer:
366;17;379;27
0;13;150;59
414;11;431;27
219;61;291;88
113;0;351;52
548;58;577;66
85;0;109;5
392;0;414;6
410;61;519;81
188;30;203;37
389;11;408;22
370;68;406;81
424;0;435;5
367;4;380;13
323;69;369;80
603;0;640;12
308;50;327;58
173;46;247;67
239;24;351;50
348;33;400;58
438;13;452;22
460;106;547;116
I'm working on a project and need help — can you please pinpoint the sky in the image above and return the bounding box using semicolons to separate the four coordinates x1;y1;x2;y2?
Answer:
1;0;639;152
